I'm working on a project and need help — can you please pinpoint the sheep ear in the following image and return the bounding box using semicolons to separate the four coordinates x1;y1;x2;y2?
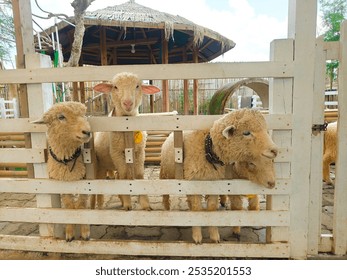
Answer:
31;117;46;124
93;83;113;93
222;125;236;139
141;85;161;94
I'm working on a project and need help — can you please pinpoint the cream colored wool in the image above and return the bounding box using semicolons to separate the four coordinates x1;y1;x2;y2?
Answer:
323;121;337;185
33;101;91;242
160;108;278;244
93;72;160;210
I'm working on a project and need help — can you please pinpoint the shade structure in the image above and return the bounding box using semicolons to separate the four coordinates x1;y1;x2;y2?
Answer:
41;0;236;65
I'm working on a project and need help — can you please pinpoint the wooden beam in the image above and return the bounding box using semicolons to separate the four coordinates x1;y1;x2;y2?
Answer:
100;27;107;66
12;0;35;118
193;47;199;115
161;31;169;112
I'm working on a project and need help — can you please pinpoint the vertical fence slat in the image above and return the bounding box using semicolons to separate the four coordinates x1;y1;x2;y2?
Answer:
288;0;317;259
267;39;293;243
308;37;326;255
333;20;347;255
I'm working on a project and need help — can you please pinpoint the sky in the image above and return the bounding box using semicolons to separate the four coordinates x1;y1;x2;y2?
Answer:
29;0;291;63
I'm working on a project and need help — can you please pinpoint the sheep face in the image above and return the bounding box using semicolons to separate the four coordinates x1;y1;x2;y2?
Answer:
234;157;276;189
93;72;160;116
33;102;91;155
211;109;278;164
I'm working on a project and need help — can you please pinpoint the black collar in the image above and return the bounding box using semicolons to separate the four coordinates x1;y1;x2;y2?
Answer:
49;146;82;172
205;133;224;170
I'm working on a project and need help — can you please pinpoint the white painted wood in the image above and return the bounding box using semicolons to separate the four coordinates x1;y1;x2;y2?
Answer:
308;37;326;255
0;148;45;163
333;20;347;255
287;0;317;259
0;208;289;227
323;41;340;60
268;39;294;244
0;178;291;195
0;62;294;84
24;53;61;238
0;118;46;133
0;114;292;133
0;235;290;258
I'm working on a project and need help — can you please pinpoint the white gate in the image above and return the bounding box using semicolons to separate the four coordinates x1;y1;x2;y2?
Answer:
0;0;346;259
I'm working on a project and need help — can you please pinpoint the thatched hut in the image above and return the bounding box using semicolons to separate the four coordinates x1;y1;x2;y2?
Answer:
40;0;236;113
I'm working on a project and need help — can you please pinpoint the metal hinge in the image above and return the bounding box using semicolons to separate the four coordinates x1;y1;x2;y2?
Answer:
312;122;328;135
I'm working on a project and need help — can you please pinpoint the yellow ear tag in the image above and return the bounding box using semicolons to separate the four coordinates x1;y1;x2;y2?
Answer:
134;131;143;144
246;194;257;199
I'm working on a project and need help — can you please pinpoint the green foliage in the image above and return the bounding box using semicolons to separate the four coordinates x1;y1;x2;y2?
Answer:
0;1;15;64
319;0;346;89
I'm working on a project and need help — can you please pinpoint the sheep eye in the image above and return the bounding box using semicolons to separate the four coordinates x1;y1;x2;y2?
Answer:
113;85;118;90
58;114;66;121
243;131;251;136
248;163;256;170
136;85;140;89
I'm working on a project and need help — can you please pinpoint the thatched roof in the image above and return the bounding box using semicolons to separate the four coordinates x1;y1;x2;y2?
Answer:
41;0;236;65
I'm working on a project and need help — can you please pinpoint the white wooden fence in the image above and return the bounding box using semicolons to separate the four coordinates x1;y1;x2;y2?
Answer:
0;98;19;119
0;0;346;259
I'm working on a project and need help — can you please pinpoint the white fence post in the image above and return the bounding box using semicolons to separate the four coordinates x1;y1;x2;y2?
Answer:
308;36;326;255
288;0;317;259
268;39;293;245
0;98;5;119
333;20;347;255
24;53;61;238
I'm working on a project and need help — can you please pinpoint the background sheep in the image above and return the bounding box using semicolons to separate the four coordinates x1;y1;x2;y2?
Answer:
160;108;278;244
323;121;337;185
93;72;160;210
32;101;92;242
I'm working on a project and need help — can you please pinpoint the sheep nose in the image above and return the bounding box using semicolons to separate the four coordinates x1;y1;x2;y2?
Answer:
82;130;91;137
268;181;275;189
271;148;278;158
123;100;133;109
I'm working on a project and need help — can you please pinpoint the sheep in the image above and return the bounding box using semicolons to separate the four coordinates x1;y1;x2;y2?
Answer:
222;156;276;240
93;72;160;210
160;108;278;244
323;121;337;185
32;101;92;242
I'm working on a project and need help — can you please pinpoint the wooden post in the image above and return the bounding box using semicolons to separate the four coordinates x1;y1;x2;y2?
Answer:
193;47;199;115
100;27;107;66
80;81;85;104
183;49;190;115
174;131;184;179
11;0;35;178
308;36;326;255
267;39;293;245
161;33;169;112
183;80;189;114
333;20;347;255
288;0;317;259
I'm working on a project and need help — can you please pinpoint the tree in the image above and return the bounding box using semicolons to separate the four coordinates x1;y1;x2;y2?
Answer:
66;0;95;67
319;0;347;90
0;0;15;67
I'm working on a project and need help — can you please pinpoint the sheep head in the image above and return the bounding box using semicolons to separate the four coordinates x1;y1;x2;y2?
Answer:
93;72;160;116
233;156;276;189
210;108;278;164
32;101;91;158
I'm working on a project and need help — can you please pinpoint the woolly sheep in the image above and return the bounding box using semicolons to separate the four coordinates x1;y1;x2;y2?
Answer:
32;101;92;242
221;157;276;240
160;108;278;244
93;72;160;210
323;121;337;185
